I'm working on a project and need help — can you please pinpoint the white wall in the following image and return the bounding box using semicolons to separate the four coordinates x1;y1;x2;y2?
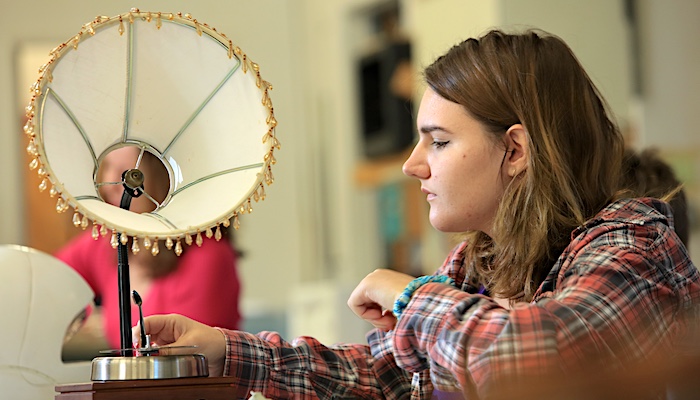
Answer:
405;0;632;126
501;0;632;125
637;0;700;150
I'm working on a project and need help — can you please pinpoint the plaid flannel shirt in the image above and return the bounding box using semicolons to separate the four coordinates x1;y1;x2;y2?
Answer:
219;198;700;399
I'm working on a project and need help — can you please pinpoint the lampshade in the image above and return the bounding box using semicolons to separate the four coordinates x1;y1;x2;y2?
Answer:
23;9;279;255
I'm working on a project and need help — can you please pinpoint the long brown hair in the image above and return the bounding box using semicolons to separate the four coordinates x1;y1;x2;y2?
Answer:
424;29;625;301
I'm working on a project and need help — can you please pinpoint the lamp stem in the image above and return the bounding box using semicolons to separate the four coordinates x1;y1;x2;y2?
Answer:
118;190;134;356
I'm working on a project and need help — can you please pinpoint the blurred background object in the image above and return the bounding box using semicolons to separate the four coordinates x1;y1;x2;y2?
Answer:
622;147;690;249
0;245;93;399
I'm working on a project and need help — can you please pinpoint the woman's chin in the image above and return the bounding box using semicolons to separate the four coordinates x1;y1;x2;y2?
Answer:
429;217;456;233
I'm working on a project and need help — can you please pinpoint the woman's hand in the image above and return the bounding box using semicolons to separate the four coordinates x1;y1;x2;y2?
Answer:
133;314;227;376
347;269;414;331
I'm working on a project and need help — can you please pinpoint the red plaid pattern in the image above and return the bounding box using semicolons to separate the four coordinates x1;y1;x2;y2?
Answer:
218;198;699;399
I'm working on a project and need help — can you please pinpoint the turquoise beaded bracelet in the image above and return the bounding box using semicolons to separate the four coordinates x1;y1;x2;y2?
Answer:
392;275;455;318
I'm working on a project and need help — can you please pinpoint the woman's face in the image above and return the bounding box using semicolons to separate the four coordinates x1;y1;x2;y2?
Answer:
403;88;508;236
97;146;168;214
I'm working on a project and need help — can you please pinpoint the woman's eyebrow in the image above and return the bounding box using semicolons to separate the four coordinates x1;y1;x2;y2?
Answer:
419;125;451;134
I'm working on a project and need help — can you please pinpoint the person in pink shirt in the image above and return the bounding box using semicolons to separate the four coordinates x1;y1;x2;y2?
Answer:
57;146;242;350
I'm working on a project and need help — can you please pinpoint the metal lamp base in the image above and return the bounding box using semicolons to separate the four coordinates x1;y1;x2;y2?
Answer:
91;354;208;381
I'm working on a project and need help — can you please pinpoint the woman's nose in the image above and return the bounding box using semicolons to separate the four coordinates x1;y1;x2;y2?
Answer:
402;144;428;179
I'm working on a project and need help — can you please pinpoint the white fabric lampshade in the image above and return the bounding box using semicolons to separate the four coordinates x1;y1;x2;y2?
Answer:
24;10;279;255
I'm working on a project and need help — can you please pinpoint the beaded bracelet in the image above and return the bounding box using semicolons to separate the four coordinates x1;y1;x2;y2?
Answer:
392;275;455;319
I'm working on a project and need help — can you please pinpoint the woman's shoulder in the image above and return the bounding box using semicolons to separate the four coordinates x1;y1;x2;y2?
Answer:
573;198;673;238
550;197;697;297
178;237;237;267
601;197;673;221
568;197;685;259
56;230;111;259
186;236;236;253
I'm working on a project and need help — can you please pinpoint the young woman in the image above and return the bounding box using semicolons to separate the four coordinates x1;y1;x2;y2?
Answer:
136;29;699;399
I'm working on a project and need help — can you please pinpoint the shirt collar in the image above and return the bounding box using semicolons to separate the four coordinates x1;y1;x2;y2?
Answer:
571;197;673;239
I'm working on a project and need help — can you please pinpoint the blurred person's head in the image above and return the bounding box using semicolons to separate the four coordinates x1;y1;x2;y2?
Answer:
621;148;689;247
97;145;170;214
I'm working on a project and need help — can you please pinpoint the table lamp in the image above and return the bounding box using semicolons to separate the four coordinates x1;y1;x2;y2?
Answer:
23;8;279;381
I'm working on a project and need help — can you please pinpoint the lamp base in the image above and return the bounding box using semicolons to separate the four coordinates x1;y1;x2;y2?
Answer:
91;354;208;381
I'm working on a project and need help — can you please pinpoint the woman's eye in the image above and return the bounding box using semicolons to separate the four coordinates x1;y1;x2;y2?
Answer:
432;140;449;149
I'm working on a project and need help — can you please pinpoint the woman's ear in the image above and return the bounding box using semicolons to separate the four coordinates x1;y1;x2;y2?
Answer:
504;124;529;177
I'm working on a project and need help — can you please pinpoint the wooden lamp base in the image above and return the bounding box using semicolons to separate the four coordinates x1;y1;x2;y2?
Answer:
55;377;249;400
